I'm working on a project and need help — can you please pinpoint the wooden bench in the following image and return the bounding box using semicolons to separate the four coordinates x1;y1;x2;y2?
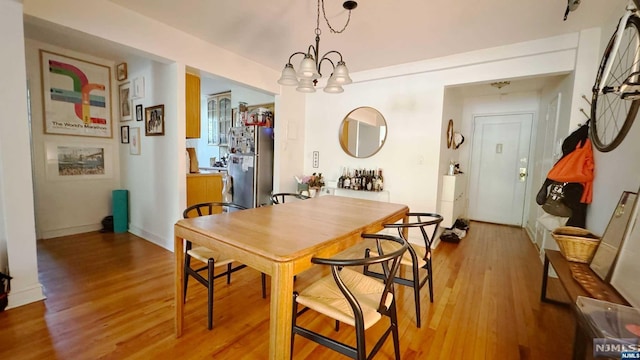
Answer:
540;249;629;360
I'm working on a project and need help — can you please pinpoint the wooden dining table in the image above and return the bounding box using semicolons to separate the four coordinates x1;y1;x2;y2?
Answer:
174;195;409;359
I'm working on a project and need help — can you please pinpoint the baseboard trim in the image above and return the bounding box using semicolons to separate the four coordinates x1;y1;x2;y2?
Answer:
40;224;102;239
7;283;45;309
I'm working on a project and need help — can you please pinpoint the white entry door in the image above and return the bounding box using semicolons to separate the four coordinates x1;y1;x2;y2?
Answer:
468;113;533;226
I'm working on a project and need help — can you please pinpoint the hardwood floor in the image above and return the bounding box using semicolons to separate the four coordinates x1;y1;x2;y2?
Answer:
0;222;575;359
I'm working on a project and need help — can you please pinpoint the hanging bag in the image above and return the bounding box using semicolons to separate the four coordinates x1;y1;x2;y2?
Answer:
542;181;572;217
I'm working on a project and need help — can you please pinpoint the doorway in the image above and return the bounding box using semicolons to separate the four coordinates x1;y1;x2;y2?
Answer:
468;113;533;226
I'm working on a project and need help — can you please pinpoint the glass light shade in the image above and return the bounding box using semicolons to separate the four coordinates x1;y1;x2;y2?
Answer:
324;75;344;93
332;61;352;84
297;55;320;79
277;64;299;86
296;78;316;93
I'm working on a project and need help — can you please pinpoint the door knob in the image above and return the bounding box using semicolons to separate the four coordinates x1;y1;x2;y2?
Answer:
519;167;527;182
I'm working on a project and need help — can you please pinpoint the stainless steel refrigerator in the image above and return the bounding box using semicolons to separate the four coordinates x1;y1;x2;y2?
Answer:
228;125;274;208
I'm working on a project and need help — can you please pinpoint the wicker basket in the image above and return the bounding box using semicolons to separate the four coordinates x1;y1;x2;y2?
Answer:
551;226;601;263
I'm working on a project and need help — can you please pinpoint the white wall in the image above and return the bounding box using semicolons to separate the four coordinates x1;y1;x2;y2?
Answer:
120;60;183;250
304;34;580;213
0;0;45;308
26;39;121;239
23;0;281;253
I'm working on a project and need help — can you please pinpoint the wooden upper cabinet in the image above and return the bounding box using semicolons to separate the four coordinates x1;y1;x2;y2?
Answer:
185;73;201;139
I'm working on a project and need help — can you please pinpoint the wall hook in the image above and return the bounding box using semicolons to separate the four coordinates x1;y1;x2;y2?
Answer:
579;108;590;119
581;94;592;106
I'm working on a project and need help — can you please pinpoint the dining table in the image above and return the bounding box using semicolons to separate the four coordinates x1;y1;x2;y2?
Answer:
174;195;409;359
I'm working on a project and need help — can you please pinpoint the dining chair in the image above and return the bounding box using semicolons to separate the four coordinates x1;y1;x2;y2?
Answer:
270;192;310;204
363;212;443;328
291;233;408;359
182;201;265;330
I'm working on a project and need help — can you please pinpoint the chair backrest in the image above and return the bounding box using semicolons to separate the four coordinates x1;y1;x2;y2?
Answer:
311;233;408;317
183;202;247;219
270;192;310;204
383;212;443;250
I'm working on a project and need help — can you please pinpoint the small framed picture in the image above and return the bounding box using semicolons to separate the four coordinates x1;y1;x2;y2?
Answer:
129;127;141;155
132;76;145;99
120;125;129;144
119;82;132;121
116;62;127;81
145;104;165;136
136;104;143;121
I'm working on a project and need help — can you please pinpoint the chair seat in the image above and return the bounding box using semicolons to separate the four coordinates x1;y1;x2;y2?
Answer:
187;246;235;266
296;268;392;330
371;242;429;268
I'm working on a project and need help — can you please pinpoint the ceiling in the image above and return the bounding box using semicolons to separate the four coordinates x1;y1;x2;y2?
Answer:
24;0;625;94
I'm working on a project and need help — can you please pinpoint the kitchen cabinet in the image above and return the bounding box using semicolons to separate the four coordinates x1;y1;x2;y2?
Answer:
440;174;466;228
207;92;232;145
186;173;223;207
185;73;201;139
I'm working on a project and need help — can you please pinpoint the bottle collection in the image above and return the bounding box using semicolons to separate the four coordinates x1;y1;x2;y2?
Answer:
337;168;384;191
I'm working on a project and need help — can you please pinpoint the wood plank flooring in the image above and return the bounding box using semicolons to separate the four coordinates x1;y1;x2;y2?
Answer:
0;222;575;359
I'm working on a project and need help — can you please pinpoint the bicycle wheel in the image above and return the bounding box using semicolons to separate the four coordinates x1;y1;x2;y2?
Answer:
591;15;640;152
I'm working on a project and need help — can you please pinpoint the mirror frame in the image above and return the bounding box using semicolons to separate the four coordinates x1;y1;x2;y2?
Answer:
338;107;387;158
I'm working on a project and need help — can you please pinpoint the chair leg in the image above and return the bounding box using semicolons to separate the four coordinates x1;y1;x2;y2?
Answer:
427;261;434;303
413;265;422;328
183;255;191;302
261;273;267;299
226;263;232;284
207;258;214;330
291;293;299;360
390;299;401;359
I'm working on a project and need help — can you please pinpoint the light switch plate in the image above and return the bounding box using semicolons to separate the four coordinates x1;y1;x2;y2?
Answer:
312;151;319;168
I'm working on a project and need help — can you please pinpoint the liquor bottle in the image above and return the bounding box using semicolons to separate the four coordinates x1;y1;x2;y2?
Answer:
366;170;373;191
337;167;345;189
372;170;379;191
343;168;351;189
377;169;384;191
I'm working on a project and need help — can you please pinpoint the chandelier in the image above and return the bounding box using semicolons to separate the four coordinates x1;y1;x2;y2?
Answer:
277;0;357;93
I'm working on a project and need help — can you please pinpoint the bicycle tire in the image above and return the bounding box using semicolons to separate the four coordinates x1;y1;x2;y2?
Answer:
591;15;640;152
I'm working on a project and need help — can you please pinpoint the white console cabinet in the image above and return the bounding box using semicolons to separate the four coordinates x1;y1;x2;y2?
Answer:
320;187;390;202
440;174;466;229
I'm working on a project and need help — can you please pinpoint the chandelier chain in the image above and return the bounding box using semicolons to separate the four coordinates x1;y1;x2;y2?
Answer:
318;0;352;34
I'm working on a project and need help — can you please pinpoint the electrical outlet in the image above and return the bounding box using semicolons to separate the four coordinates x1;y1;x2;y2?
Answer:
312;151;319;168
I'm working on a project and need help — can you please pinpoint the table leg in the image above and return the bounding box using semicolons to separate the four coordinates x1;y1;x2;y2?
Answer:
541;253;550;302
175;235;185;337
269;262;294;360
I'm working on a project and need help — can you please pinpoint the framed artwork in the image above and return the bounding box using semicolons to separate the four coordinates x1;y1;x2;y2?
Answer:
136;104;143;121
120;125;129;144
45;142;113;180
119;82;132;121
145;104;165;136
590;191;637;281
129;127;141;155
116;62;127;81
132;76;145;99
610;186;640;308
40;50;113;138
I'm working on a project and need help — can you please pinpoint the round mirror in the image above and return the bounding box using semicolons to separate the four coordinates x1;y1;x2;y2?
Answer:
339;107;387;158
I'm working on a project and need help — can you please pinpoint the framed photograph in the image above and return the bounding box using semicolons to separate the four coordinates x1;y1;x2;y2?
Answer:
120;125;129;144
611;186;640;308
136;104;143;121
145;104;165;136
45;142;113;180
40;50;113;138
116;62;127;81
119;82;132;121
129;127;141;155
132;76;145;99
